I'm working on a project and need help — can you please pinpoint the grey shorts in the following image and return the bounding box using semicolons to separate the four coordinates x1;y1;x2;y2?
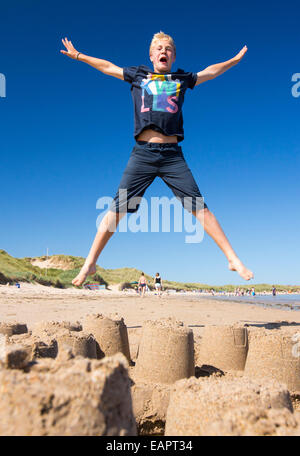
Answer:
111;141;207;213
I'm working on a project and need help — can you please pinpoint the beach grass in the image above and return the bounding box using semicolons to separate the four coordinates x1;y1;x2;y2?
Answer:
0;249;299;292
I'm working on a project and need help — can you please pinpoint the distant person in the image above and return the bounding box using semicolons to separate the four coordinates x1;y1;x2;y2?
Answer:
251;287;255;296
272;286;276;297
154;272;163;296
62;33;254;288
138;272;147;297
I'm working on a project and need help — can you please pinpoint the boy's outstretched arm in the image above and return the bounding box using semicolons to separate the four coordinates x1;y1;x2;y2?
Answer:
60;37;124;80
195;45;247;86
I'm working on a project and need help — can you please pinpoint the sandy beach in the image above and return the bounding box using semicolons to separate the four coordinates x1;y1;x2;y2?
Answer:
1;283;300;364
1;283;300;330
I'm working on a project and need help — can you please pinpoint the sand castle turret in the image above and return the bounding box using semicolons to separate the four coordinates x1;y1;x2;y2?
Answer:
30;320;96;359
82;313;131;363
197;325;248;372
134;318;194;384
165;376;293;436
244;328;300;392
55;330;97;359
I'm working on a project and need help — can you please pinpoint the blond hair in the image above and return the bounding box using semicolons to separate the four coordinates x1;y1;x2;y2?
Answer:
149;31;176;56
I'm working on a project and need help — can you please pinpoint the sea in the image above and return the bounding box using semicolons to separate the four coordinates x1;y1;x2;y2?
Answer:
202;294;300;310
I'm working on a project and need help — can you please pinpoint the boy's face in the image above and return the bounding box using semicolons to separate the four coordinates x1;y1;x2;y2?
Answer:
150;39;176;74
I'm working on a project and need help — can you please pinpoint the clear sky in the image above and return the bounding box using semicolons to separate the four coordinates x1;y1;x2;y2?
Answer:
0;0;299;285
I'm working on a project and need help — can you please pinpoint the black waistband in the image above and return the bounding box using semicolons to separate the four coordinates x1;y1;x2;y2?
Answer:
136;141;181;149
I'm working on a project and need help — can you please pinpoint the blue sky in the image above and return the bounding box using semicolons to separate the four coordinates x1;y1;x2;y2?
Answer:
0;0;299;285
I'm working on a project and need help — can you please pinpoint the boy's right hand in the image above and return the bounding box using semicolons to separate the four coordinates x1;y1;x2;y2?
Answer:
233;45;248;63
60;38;79;59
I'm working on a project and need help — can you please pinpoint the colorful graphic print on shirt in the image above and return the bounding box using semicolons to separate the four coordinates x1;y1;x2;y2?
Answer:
140;73;181;114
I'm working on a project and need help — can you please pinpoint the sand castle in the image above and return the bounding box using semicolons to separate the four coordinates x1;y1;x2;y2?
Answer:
0;353;136;436
196;324;248;372
131;318;194;434
131;382;171;435
244;327;300;392
134;318;194;384
202;406;300;436
54;330;97;359
1;316;300;436
83;313;131;362
165;376;294;435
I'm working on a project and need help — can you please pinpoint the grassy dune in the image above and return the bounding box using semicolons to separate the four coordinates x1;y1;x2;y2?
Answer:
0;250;151;289
0;250;299;292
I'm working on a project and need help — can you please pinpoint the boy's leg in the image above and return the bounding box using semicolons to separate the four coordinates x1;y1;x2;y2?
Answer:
72;143;158;287
160;145;253;281
192;207;253;280
72;210;125;286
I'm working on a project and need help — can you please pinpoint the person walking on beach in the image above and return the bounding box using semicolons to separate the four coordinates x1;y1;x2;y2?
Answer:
154;272;163;296
60;32;254;287
138;272;147;297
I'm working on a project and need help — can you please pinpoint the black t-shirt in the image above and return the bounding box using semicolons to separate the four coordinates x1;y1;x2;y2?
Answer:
123;65;198;142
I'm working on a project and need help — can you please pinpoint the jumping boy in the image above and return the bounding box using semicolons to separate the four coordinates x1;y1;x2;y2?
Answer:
60;32;254;286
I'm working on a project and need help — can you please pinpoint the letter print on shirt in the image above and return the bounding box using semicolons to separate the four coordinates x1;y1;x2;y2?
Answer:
140;73;181;113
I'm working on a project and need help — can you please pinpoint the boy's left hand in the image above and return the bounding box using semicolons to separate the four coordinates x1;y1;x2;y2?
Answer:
234;45;248;63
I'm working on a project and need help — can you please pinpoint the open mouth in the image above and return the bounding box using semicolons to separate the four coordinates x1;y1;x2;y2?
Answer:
159;57;167;63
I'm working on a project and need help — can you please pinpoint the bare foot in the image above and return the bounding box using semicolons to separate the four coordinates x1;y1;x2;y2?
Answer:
72;264;97;287
228;258;254;281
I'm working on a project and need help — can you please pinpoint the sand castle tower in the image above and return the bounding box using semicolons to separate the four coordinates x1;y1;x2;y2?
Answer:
134;319;194;384
165;376;293;436
244;327;300;392
196;325;248;372
11;321;96;360
55;330;97;359
82;314;131;363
